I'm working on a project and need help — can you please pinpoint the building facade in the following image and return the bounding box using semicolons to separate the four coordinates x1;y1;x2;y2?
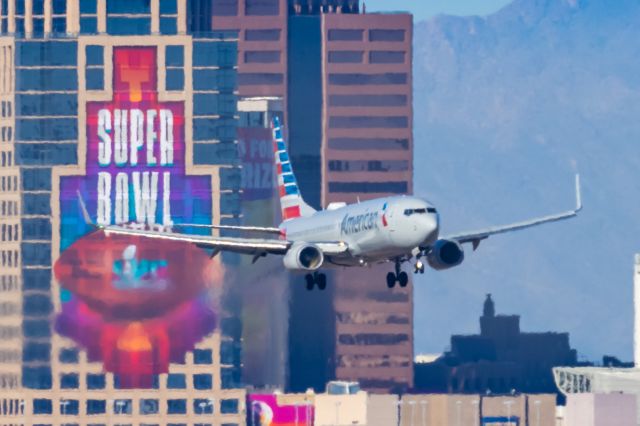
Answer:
415;294;579;396
196;0;414;394
0;0;244;424
287;5;414;393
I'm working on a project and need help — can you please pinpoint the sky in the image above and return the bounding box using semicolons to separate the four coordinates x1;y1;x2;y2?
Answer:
364;0;514;21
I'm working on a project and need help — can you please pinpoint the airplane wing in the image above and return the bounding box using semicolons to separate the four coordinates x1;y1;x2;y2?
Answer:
76;190;288;256
101;224;290;256
171;223;282;235
444;175;582;250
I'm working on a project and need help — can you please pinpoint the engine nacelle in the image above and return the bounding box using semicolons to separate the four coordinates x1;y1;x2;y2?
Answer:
426;239;465;270
283;242;324;271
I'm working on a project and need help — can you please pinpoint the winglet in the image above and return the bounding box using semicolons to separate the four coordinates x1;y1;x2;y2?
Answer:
574;174;583;213
76;190;94;226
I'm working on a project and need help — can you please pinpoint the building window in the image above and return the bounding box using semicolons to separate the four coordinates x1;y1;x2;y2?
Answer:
369;29;405;42
194;399;214;415
193;349;213;364
328;51;363;64
60;399;79;415
113;399;132;415
107;0;149;13
52;0;67;34
33;398;52;414
370;51;405;64
79;0;98;33
167;373;186;389
59;348;78;363
80;17;98;33
87;399;106;415
32;0;45;36
85;45;104;91
245;29;280;41
220;399;239;414
1;0;7;33
80;0;97;13
329;94;407;107
328;29;363;41
328;73;407;86
140;399;159;415
329;181;408;194
160;16;177;34
244;50;280;63
167;399;187;415
237;73;283;85
212;0;237;16
107;17;150;35
160;0;178;34
329;116;408;129
160;0;177;14
193;374;212;390
245;0;279;15
60;373;79;389
338;333;410;345
87;374;105;390
328;160;409;172
166;45;184;91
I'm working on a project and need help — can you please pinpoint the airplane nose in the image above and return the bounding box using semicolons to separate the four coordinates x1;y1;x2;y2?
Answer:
421;215;439;246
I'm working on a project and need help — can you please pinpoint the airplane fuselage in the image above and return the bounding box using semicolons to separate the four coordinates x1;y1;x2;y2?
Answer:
280;195;439;266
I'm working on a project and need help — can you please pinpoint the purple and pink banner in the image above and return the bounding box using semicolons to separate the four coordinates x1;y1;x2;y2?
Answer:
248;394;314;426
56;47;218;388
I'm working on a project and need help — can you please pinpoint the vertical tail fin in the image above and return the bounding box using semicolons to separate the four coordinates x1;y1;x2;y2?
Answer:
272;117;317;221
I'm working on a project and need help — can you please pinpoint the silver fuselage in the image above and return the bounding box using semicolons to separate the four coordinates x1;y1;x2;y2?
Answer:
280;196;439;267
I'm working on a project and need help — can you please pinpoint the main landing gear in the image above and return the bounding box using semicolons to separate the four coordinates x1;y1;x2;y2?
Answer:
305;272;327;291
386;260;409;289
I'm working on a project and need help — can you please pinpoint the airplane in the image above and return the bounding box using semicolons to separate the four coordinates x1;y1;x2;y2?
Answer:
82;117;582;291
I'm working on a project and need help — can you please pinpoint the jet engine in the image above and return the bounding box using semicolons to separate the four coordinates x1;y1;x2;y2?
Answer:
426;239;464;270
283;242;324;271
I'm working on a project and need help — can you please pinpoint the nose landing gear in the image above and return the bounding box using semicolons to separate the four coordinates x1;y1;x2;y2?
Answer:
305;272;327;291
414;260;425;274
386;260;409;289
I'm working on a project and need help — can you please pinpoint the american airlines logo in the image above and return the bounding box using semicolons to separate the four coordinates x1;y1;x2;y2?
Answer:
340;211;380;235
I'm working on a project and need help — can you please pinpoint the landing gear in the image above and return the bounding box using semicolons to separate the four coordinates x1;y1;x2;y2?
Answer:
414;260;425;274
305;272;327;291
386;272;396;289
387;260;409;288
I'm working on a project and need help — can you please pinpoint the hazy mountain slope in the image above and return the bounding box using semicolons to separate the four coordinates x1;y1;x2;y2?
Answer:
412;0;640;360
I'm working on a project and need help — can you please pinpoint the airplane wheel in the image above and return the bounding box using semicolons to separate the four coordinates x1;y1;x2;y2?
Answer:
317;273;327;290
305;274;315;291
398;272;409;288
386;272;397;289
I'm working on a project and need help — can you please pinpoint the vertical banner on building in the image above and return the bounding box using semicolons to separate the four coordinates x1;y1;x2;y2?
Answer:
55;47;218;388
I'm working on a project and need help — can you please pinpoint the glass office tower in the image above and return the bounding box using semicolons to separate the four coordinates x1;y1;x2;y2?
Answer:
0;1;244;423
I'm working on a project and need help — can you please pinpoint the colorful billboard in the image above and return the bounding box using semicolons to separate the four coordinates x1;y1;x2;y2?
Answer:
55;46;218;388
248;394;314;426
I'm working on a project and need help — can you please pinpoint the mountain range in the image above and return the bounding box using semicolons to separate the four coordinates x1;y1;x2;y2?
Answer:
412;0;640;361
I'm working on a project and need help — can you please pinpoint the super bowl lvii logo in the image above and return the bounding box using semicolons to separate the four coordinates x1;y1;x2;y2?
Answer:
56;47;218;388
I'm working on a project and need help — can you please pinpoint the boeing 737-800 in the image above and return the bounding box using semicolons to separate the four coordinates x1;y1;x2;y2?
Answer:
86;117;582;290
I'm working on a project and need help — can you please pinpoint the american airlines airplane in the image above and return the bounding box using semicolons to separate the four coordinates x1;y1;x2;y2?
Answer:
86;117;582;291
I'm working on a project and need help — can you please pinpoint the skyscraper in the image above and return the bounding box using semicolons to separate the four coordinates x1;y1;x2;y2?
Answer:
0;1;244;423
209;0;414;393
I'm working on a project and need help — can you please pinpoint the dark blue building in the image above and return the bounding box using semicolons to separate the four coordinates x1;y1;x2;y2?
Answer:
0;0;244;422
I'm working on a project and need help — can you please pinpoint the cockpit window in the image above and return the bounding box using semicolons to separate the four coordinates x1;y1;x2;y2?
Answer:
404;207;438;216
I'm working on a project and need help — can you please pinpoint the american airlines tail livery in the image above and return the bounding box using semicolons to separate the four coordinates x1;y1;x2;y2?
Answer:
84;117;582;291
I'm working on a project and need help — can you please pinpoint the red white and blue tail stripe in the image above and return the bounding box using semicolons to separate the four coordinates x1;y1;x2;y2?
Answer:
272;117;316;221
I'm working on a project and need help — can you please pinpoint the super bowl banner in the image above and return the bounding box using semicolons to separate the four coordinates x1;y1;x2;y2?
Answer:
56;47;219;388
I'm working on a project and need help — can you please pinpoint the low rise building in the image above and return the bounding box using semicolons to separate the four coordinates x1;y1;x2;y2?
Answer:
415;294;579;396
